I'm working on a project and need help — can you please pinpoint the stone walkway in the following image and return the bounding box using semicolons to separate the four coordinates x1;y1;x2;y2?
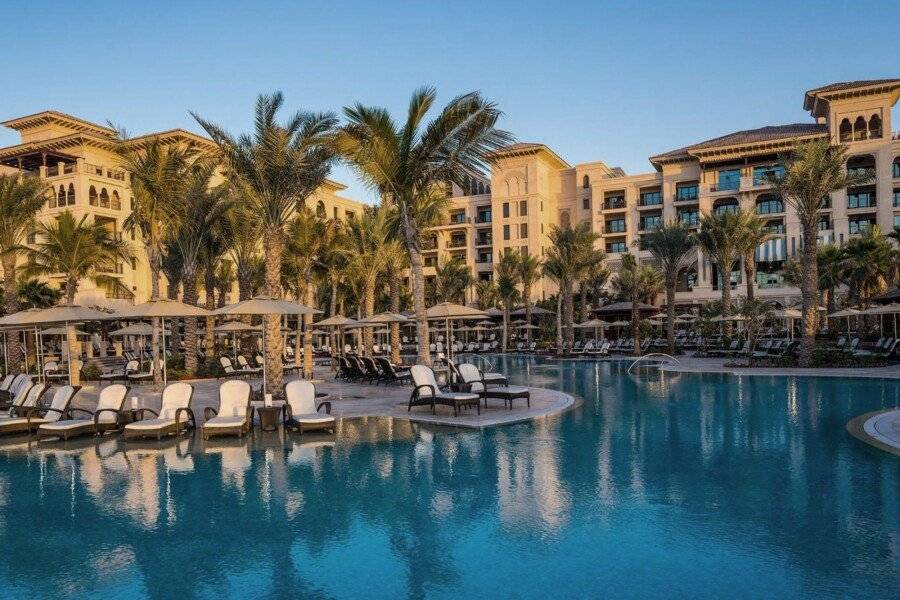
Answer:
847;409;900;456
66;364;574;430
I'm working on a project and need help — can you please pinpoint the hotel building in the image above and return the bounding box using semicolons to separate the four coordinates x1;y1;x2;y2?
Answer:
2;79;898;309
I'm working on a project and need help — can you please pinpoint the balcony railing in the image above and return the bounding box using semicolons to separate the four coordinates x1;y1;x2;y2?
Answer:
602;197;626;210
475;214;492;224
96;263;124;275
476;237;492;246
447;239;467;248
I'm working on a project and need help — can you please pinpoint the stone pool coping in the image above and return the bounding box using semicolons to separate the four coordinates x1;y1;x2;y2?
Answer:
847;410;900;457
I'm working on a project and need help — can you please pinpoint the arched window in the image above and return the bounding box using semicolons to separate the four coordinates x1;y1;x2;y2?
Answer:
713;197;739;216
67;183;75;205
893;156;900;179
54;185;65;208
868;114;882;139
559;210;571;228
838;119;852;142
755;194;784;215
89;186;98;206
316;200;326;218
111;190;121;210
582;175;590;189
486;184;491;194
478;182;485;195
99;188;110;208
853;116;867;141
470;179;478;195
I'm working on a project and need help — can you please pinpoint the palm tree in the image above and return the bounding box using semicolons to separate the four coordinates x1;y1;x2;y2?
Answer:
215;259;234;308
474;279;499;310
167;162;229;374
612;254;663;356
223;204;261;304
770;139;872;366
840;226;893;309
21;210;133;305
342;204;393;355
783;243;845;316
0;173;47;368
195;93;337;391
334;87;512;365
383;240;408;365
514;253;543;344
495;253;520;352
118;139;196;384
641;221;696;353
543;223;601;349
579;262;610;323
694;211;745;326
734;212;773;301
16;279;61;309
433;257;472;304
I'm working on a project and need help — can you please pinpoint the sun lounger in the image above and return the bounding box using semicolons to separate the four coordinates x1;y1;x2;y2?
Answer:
37;384;128;441
0;374;32;408
0;385;78;436
237;355;262;375
283;380;334;433
409;365;480;417
100;360;137;385
202;380;251;439
1;380;42;419
123;382;195;440
457;363;530;410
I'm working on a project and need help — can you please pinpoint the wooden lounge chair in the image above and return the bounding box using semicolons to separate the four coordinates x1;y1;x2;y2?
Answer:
100;360;137;385
409;365;480;417
457;363;530;410
0;385;79;436
123;382;195;440
283;380;334;433
202;380;251;439
37;384;128;441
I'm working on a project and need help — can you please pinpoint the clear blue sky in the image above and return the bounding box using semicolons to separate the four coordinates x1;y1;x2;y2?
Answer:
2;1;897;202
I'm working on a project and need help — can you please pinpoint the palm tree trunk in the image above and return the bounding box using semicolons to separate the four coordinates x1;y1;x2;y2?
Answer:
301;284;313;380
798;223;819;367
579;285;590;324
564;282;575;348
554;295;563;355
502;303;509;352
363;278;376;356
294;289;303;371
66;323;81;385
524;288;532;345
182;270;199;374
263;228;285;393
1;257;22;372
744;254;756;301
666;277;676;354
399;202;430;366
204;270;216;360
720;261;733;337
149;256;162;386
389;274;401;365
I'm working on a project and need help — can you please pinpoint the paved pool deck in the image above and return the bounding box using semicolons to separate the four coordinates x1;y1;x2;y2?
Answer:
847;409;900;456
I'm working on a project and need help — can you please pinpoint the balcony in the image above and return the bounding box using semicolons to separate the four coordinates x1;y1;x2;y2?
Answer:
847;189;876;210
447;239;467;249
96;263;124;275
602;197;626;211
475;236;493;247
475;213;492;224
84;163;126;181
44;163;76;178
448;213;468;225
475;254;492;264
706;181;740;193
421;240;438;252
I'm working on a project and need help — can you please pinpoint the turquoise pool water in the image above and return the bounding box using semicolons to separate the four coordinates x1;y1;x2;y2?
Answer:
0;356;897;599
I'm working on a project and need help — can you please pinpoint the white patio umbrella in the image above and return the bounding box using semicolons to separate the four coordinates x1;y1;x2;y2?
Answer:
214;296;318;396
426;302;488;360
828;307;862;337
214;320;262;362
40;327;91;337
118;299;211;384
109;322;170;363
860;304;900;337
315;315;358;358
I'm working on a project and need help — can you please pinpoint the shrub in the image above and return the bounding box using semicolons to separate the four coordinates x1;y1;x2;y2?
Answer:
81;364;102;381
195;356;225;379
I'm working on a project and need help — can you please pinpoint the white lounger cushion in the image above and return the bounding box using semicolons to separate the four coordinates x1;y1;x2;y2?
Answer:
39;420;96;431
203;416;247;428
292;413;334;425
285;380;334;424
411;365;479;401
218;380;250;417
126;418;176;431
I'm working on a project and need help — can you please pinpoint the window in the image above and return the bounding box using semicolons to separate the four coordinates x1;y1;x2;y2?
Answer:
520;223;528;238
130;258;137;270
345;210;355;220
869;114;882;139
713;198;739;216
678;209;699;226
502;202;509;218
839;118;852;142
675;183;698;201
755;195;784;214
606;241;626;253
717;169;740;191
89;186;98;206
520;246;528;256
895;214;900;229
894;189;900;207
817;215;831;231
53;185;64;208
639;214;661;231
764;219;785;234
67;184;75;206
752;165;784;185
853;116;867;141
639;190;661;206
605;218;626;233
111;191;121;210
477;208;492;223
847;188;876;209
560;211;570;228
582;175;590;188
316;201;326;217
603;193;625;210
449;211;466;224
519;200;527;216
503;224;510;240
582;197;590;210
893;157;900;179
99;188;110;208
848;215;876;234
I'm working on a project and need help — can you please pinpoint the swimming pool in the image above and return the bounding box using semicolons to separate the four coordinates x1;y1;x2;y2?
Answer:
0;356;897;599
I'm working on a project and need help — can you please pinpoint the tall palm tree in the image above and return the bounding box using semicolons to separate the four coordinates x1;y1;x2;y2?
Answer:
474;279;499;310
694;211;745;326
543;223;601;349
579;262;610;323
612;254;663;356
118;139;196;384
0;173;48;368
223;204;261;304
770;140;872;366
433;257;472;304
194;93;337;391
16;279;61;309
514;253;543;344
383;240;408;365
840;226;893;309
334;87;512;365
495;253;520;352
21;211;133;305
783;243;845;315
641;221;696;353
215;259;234;308
342;204;394;355
734;211;772;301
168;162;229;374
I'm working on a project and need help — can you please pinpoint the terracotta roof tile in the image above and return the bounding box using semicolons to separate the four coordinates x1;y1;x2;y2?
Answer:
651;123;828;163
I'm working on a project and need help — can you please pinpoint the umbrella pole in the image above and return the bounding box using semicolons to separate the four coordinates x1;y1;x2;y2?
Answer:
2;331;6;375
162;317;168;385
66;320;74;386
34;326;43;383
261;324;267;397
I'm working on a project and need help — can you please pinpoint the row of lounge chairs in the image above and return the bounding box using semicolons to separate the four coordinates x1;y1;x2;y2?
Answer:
407;362;527;417
334;354;411;385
